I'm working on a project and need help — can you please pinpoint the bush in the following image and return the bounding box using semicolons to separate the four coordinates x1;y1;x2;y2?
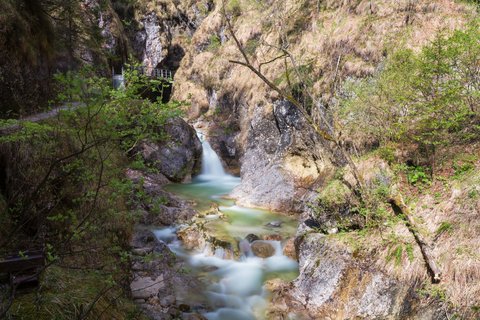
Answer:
0;65;181;318
338;22;480;168
227;0;242;17
406;166;431;186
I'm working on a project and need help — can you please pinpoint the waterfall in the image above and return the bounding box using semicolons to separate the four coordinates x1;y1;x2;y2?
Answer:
196;132;232;181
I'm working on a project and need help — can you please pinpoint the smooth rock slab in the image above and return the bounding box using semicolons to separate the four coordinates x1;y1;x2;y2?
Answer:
131;274;165;300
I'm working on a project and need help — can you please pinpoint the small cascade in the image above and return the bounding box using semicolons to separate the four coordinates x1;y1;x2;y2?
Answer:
196;132;227;179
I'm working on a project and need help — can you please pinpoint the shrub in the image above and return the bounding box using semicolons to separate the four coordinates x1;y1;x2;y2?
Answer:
0;64;181;318
406;166;431;186
227;0;242;17
338;22;480;168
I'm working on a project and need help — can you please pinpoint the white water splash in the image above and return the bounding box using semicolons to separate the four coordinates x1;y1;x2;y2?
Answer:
196;132;239;183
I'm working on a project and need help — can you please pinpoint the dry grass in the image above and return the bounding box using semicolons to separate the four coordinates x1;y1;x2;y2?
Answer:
420;168;480;311
173;0;476;118
343;156;480;316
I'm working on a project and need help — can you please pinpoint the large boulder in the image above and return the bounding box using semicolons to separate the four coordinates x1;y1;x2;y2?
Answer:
138;117;202;182
231;100;333;212
126;169;197;226
268;233;444;319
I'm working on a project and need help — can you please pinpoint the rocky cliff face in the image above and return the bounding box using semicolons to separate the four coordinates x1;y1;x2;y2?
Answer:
230;100;332;212
137;117;202;183
129;0;214;72
268;233;445;320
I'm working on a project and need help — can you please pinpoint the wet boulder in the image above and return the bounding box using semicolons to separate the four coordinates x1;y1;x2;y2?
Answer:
264;234;283;241
282;237;297;260
137;117;202;182
251;240;276;258
245;233;260;243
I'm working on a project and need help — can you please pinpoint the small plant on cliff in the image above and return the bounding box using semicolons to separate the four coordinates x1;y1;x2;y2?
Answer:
208;34;222;51
227;0;242;17
452;154;477;179
406;166;431;186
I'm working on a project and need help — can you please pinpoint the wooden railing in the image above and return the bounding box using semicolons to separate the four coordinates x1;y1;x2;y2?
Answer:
130;66;173;80
0;249;45;287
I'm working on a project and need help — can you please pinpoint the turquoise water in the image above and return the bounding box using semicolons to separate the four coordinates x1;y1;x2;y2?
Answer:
158;134;299;320
165;177;298;240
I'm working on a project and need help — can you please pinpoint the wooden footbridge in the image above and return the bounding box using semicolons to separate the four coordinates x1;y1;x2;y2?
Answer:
112;66;173;89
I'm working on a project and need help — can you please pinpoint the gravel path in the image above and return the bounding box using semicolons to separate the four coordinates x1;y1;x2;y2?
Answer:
0;103;82;135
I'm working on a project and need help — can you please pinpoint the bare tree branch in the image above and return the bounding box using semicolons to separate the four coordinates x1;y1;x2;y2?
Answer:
258;53;288;73
222;0;365;192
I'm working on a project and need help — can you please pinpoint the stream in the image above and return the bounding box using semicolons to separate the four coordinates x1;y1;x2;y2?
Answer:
155;133;299;320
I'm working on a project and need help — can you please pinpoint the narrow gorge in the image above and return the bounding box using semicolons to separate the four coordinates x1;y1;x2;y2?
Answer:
1;0;479;320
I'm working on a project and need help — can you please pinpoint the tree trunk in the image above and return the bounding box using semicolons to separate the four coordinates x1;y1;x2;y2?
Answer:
389;193;442;283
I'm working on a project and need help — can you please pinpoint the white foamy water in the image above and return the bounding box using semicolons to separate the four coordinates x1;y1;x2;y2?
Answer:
196;132;239;183
187;242;297;320
154;130;299;319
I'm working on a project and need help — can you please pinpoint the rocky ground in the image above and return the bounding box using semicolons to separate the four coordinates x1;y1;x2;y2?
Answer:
126;116;208;319
130;227;206;320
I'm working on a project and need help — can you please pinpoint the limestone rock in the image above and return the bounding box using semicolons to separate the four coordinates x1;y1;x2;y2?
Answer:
231;101;332;212
137;117;202;182
269;233;444;319
282;238;297;261
245;233;260;243
132;247;154;256
127;169;197;226
131;275;164;299
159;294;176;307
177;225;205;251
264;234;283;241
130;228;203;319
